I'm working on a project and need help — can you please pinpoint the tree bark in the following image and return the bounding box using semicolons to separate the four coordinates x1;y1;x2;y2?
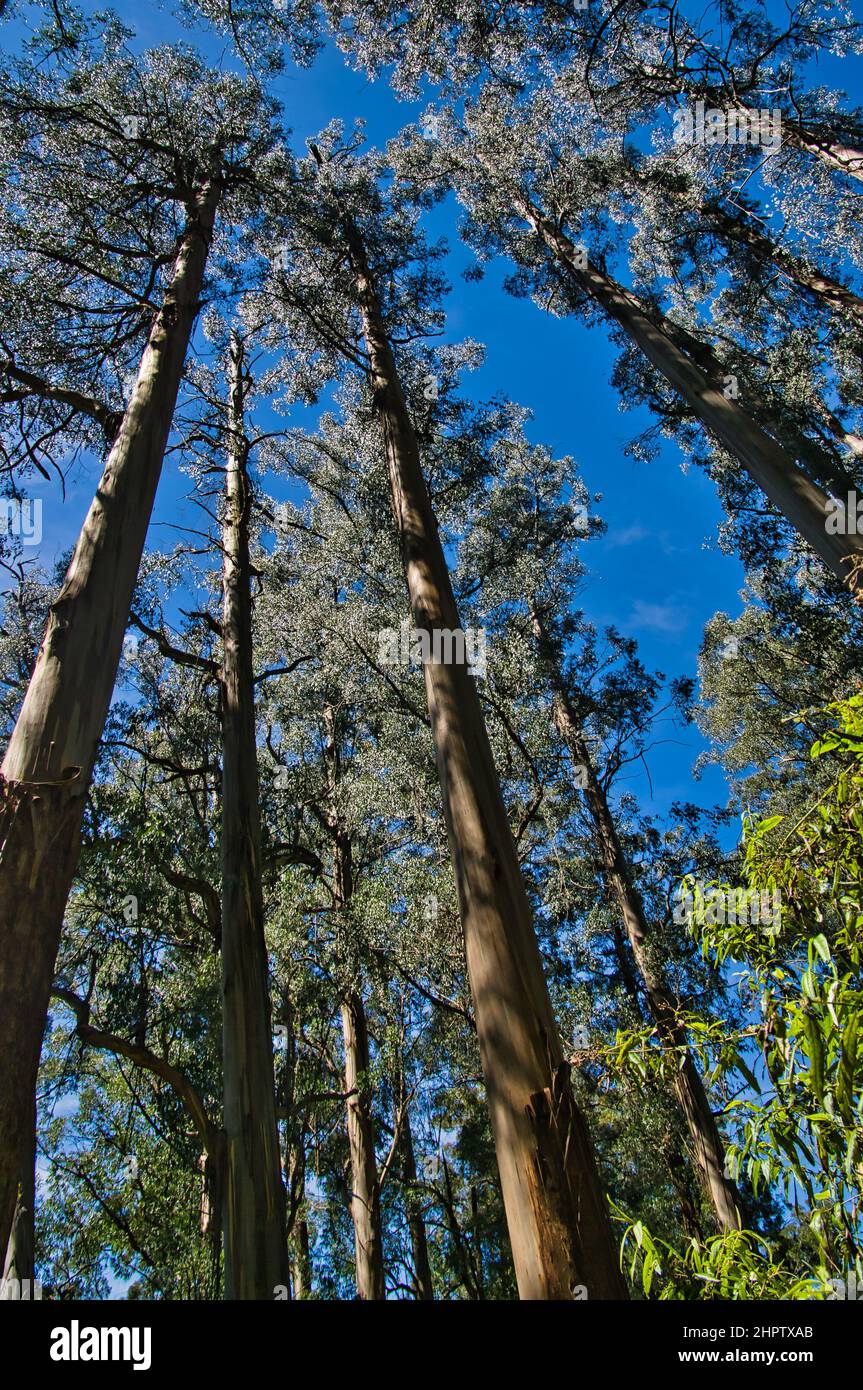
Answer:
517;194;863;592
1;1098;35;1296
699;200;863;331
323;702;386;1300
288;1142;312;1299
394;1053;434;1300
530;607;742;1234
335;194;626;1300
219;332;290;1299
782;122;863;185
340;992;385;1299
0;170;222;1260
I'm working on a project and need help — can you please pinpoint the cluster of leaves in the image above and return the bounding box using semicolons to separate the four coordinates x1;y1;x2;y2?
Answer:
617;695;863;1298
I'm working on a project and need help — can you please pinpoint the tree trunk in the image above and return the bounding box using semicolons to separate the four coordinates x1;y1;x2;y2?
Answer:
288;1144;312;1299
0;171;222;1259
609;920;705;1240
657;310;860;500
700;200;863;331
679;94;863;185
530;606;742;1234
323;702;386;1300
337;201;626;1300
1;1098;35;1296
340;992;385;1299
293;1217;311;1299
220;331;290;1299
783;122;863;185
517;194;863;592
394;1055;434;1300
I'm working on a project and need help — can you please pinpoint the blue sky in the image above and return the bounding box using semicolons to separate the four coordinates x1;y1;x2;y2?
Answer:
4;0;862;834
3;0;859;1300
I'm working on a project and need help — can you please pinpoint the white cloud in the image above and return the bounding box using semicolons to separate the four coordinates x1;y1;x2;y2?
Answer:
629;599;691;635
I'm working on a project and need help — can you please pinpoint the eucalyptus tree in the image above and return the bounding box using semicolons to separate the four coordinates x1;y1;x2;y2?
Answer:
606;122;863;502
455;428;743;1233
618;149;863;335
173;325;293;1298
255;412;457;1299
453;507;735;1247
586;0;863;188
35;625;229;1297
584;126;863;470
0;35;285;1259
396;87;863;595
696;560;863;824
257;136;626;1298
318;0;861;138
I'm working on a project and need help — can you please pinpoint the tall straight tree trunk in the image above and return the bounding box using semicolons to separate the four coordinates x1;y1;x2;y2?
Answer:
608;919;705;1239
332;190;626;1299
515;192;863;592
393;1051;434;1300
220;331;289;1299
0;171;222;1259
323;703;385;1300
288;1139;312;1299
529;606;742;1233
699;200;863;330
340;992;385;1299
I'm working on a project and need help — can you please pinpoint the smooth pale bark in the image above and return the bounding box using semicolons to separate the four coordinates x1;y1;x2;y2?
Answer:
782;122;863;185
821;405;863;462
517;194;863;592
530;607;742;1234
323;703;385;1300
220;333;290;1299
0;172;222;1260
674;93;863;184
338;207;626;1300
656;313;860;501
